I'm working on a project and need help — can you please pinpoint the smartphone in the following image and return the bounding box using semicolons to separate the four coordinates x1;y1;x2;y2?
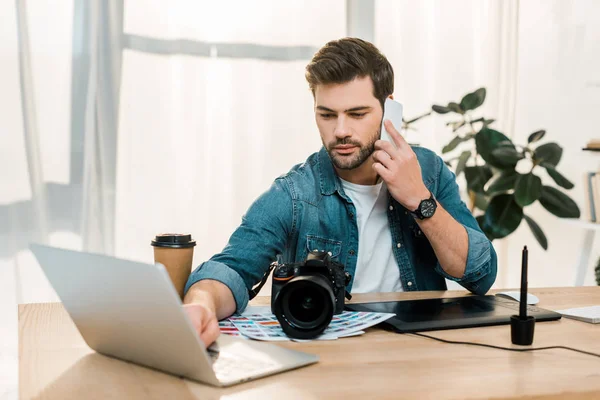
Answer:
380;98;404;147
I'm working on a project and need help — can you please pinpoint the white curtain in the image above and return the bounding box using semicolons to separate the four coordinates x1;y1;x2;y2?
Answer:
115;0;345;268
1;0;346;303
1;1;345;397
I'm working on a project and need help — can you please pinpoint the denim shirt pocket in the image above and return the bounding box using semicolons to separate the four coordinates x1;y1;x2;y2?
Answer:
305;235;343;262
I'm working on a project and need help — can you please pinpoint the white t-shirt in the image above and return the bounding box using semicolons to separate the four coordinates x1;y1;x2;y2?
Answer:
339;178;404;293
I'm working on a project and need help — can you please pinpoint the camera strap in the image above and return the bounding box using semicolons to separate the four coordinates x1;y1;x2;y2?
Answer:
248;261;277;301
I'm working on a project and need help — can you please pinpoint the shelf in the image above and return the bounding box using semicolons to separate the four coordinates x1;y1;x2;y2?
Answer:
562;219;600;231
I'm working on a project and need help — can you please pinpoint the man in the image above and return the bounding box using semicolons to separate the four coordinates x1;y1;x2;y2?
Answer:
183;38;497;346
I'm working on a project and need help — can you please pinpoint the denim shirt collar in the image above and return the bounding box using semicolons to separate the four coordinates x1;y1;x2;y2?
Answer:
318;147;345;197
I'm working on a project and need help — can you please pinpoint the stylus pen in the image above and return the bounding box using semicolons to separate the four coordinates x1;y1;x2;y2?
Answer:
519;246;528;318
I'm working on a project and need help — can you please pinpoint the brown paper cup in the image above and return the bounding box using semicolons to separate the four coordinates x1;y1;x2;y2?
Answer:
151;234;196;299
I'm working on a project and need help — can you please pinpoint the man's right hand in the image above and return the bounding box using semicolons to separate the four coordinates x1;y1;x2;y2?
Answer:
182;279;237;347
183;303;220;347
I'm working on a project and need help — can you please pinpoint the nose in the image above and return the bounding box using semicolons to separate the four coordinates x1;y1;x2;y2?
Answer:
334;116;351;139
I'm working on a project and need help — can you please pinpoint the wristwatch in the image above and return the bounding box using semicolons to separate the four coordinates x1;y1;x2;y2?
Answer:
410;191;437;220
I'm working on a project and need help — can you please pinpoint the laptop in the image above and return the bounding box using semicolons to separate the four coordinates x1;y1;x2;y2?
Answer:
29;244;318;387
346;295;562;333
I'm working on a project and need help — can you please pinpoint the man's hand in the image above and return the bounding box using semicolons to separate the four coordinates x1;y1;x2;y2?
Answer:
372;119;430;210
183;303;220;347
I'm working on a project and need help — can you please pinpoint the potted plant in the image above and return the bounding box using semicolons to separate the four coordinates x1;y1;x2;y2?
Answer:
402;88;580;250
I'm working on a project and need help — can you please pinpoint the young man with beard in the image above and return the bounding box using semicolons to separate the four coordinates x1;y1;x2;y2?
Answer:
182;37;497;346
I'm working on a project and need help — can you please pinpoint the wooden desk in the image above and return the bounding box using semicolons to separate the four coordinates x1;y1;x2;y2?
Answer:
19;287;600;399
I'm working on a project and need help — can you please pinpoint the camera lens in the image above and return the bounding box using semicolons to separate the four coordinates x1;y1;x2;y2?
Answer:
288;286;324;324
273;275;335;339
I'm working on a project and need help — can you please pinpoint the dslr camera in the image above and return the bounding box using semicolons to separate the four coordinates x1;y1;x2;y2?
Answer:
270;250;352;339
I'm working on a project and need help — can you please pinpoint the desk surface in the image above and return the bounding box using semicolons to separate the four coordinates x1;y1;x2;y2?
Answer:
19;287;600;400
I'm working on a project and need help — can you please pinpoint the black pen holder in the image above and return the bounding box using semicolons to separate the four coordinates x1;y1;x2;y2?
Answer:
510;315;535;345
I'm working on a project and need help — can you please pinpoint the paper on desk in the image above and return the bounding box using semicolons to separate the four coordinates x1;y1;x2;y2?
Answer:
555;305;600;323
223;305;351;340
216;306;271;339
217;319;247;339
223;311;394;341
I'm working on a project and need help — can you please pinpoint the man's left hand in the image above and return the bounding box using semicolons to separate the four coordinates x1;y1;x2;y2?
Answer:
372;119;430;211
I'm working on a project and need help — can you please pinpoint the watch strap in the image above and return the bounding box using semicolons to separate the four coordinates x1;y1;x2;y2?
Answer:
410;191;436;220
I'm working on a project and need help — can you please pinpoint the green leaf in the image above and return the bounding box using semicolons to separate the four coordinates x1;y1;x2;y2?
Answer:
476;215;496;240
442;136;463;154
534;143;563;167
446;120;466;132
486;170;519;194
474;192;489;211
542;163;574;189
455;151;471;177
490;146;525;164
476;128;519;169
483;194;523;239
448;102;464;114
538;186;580;218
432;105;451;114
514;173;542;207
464;165;493;193
527;130;546;144
460;88;486;111
405;111;431;124
523;214;548;250
472;117;495;127
442;134;474;154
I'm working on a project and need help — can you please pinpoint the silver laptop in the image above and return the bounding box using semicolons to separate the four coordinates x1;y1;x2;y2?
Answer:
30;244;318;387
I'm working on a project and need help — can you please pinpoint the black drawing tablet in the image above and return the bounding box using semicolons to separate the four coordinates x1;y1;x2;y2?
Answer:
345;295;561;333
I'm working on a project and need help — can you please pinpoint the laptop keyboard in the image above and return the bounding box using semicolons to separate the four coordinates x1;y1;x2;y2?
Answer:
208;350;277;380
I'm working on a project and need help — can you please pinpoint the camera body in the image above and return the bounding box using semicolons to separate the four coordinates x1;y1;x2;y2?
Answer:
270;251;351;339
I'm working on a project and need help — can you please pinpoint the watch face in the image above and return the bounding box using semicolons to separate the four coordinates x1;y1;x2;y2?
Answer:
420;199;436;218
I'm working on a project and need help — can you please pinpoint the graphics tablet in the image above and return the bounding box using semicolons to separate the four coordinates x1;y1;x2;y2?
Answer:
345;295;561;333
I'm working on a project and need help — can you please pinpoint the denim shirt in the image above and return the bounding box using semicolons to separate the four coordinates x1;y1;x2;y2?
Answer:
184;146;497;313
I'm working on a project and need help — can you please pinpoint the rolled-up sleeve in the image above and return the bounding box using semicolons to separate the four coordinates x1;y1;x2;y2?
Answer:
184;260;251;313
432;157;498;295
183;178;294;314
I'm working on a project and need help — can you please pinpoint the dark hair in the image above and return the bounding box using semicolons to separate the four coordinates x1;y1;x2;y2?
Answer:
305;37;394;108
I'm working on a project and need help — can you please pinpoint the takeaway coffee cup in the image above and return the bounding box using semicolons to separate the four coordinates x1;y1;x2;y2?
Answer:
151;233;196;299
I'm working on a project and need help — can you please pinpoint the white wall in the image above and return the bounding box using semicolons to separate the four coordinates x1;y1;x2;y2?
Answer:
501;0;600;288
375;0;600;289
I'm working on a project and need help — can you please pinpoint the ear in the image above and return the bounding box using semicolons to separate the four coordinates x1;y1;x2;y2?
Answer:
389;94;394;100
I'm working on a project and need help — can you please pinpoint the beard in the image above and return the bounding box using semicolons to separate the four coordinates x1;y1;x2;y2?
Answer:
324;128;380;170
